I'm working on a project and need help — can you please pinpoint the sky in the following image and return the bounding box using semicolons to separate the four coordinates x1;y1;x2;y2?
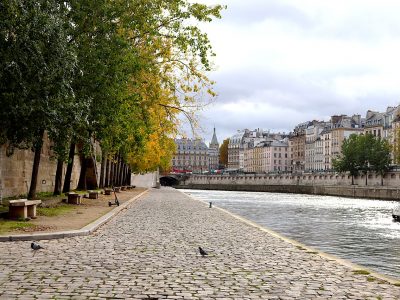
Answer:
191;0;400;144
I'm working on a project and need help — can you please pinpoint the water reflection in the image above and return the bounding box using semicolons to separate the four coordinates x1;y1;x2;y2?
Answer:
183;189;400;279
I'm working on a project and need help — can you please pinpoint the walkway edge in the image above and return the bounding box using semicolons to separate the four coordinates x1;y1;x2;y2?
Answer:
0;189;149;242
178;189;400;285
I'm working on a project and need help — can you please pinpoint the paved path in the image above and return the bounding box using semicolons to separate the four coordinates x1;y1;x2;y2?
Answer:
0;188;399;299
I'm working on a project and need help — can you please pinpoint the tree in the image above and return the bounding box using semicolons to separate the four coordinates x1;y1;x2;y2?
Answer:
0;0;77;199
219;139;229;167
332;134;360;185
333;133;391;186
369;137;391;186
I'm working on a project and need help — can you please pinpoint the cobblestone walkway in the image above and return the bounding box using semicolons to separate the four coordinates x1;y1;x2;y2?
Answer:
0;188;399;299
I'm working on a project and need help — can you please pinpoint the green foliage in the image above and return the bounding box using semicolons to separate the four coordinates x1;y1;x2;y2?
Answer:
1;0;225;176
0;0;78;151
332;134;361;178
333;133;391;184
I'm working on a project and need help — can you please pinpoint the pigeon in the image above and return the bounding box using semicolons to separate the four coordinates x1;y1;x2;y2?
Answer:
199;246;208;257
31;242;43;250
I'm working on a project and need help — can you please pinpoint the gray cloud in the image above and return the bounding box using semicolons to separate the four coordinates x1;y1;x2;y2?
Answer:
191;0;400;143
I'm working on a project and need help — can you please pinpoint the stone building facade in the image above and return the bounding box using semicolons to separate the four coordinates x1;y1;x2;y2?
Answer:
171;128;220;173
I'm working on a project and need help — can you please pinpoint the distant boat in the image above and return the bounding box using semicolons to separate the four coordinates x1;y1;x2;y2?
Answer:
392;207;400;221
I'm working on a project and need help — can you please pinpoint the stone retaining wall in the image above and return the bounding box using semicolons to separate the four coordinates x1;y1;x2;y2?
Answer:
0;133;88;199
178;173;400;200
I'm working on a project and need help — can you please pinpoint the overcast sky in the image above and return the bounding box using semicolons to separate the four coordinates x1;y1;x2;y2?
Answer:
191;0;400;144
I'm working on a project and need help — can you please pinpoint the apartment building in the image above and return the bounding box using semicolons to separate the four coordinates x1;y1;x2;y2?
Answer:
243;139;289;173
172;128;219;173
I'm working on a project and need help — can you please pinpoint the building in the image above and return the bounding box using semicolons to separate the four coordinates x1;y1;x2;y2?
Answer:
228;129;287;172
171;129;219;173
289;122;310;173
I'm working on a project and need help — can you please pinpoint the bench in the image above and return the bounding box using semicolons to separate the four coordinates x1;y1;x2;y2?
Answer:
121;186;127;191
8;199;42;219
67;192;82;205
88;190;99;199
114;187;121;193
104;188;113;195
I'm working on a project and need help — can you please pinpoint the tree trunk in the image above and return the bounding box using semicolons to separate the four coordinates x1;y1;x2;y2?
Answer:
381;173;384;186
351;175;354;185
53;159;63;195
105;158;110;187
62;142;75;193
365;171;368;186
99;151;107;189
77;155;87;190
118;158;124;186
116;155;121;186
28;130;44;199
128;167;132;185
110;158;115;186
123;164;128;185
114;157;119;186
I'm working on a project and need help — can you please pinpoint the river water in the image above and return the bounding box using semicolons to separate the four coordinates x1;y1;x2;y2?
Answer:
182;189;400;279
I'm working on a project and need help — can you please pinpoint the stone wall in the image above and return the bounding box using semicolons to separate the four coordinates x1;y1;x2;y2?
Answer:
178;172;400;201
0;134;84;199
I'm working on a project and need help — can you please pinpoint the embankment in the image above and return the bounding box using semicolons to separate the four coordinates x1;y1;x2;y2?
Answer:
176;183;400;201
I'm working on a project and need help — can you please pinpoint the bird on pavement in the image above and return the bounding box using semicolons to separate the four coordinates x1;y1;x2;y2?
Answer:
199;246;208;257
31;242;43;250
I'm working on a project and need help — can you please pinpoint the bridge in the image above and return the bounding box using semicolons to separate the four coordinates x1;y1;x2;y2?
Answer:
159;173;190;186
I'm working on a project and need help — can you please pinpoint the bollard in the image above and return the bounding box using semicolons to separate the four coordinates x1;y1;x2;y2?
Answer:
209;202;212;208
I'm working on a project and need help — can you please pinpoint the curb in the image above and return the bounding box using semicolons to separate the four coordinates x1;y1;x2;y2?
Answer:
0;189;149;242
177;188;400;285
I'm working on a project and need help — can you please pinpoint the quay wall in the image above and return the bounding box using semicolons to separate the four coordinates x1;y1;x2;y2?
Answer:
0;133;101;199
177;173;400;200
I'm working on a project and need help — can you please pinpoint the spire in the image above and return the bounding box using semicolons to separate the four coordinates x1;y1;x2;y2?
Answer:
210;126;219;148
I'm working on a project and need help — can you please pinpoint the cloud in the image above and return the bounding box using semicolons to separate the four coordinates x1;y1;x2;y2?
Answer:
192;0;400;142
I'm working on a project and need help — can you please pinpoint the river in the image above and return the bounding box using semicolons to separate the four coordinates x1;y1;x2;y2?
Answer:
182;189;400;279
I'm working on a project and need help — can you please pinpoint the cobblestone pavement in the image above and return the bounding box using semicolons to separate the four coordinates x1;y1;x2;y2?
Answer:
0;188;399;299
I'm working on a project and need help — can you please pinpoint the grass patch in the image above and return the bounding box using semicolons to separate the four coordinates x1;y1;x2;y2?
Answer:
296;245;306;250
37;204;75;217
393;283;400;287
306;251;318;254
367;276;376;282
0;220;35;234
353;269;370;275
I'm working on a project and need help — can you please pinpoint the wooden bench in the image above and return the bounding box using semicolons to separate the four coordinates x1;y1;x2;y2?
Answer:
8;199;42;219
67;192;82;205
88;190;99;199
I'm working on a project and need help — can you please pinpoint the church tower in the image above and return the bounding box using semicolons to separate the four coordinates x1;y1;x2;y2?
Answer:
208;127;219;171
209;126;219;150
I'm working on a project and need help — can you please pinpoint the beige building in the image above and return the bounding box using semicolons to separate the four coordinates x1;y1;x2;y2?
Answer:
244;139;289;173
289;132;306;173
172;128;219;173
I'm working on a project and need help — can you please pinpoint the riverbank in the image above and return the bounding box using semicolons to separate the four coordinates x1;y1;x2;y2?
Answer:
1;187;399;299
177;183;400;201
0;188;146;237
